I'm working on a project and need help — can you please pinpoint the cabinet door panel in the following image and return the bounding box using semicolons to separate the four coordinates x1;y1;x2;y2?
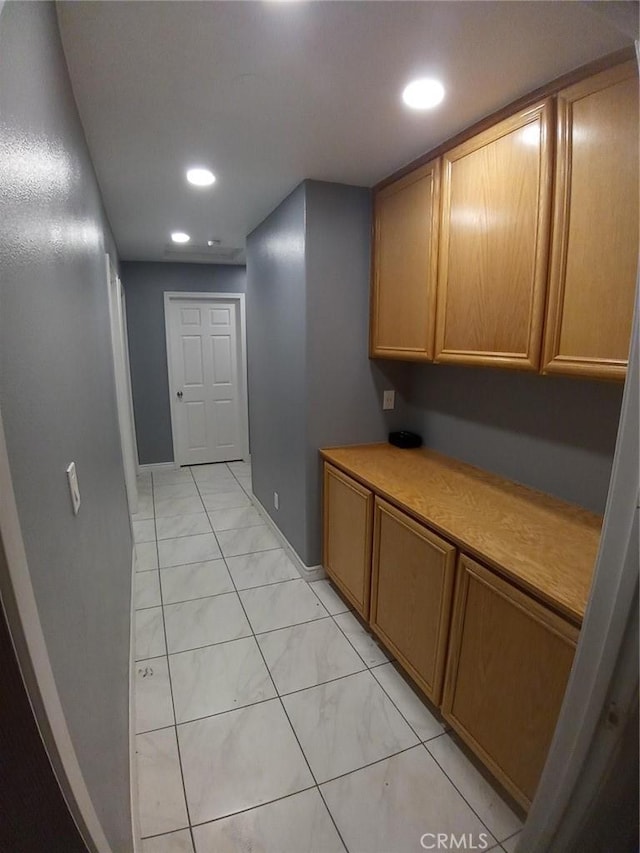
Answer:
370;160;440;361
442;554;578;810
543;62;639;380
436;100;553;370
371;498;456;704
323;464;373;618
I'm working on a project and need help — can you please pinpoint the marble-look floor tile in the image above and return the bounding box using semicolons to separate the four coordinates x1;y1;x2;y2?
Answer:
226;460;251;475
225;549;300;590
192;788;344;853
158;533;221;568
216;524;280;558
178;699;313;825
283;670;418;783
135;607;166;660
427;735;523;841
136;571;162;610
239;579;327;633
257;618;365;695
155;513;212;541
170;637;276;723
194;477;241;495
133;519;156;544
142;829;194;853
333;611;390;667
501;832;522;852
372;662;445;742
136;542;159;571
132;494;155;521
201;490;251;511
321;746;494;853
135;657;174;734
209;506;263;532
155;496;204;519
309;579;351;615
164;593;251;654
137;728;189;838
152;469;193;486
154;482;200;500
192;463;235;478
160;560;233;604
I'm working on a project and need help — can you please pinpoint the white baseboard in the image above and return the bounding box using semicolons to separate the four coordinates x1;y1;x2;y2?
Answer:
249;493;326;583
137;462;179;474
129;547;142;853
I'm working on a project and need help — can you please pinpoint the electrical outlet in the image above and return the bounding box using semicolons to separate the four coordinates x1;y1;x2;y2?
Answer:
273;491;279;510
383;389;396;411
66;462;81;515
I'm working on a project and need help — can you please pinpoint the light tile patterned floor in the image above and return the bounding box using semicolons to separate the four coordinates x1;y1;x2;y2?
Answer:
133;462;523;853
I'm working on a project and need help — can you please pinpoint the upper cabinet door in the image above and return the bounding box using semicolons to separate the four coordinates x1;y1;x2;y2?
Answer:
542;62;639;380
435;100;553;370
370;159;440;361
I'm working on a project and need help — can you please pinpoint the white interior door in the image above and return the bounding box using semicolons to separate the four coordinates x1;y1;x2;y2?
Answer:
166;296;246;466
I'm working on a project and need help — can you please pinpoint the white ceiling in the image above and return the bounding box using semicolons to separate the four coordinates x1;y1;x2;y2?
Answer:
57;1;636;265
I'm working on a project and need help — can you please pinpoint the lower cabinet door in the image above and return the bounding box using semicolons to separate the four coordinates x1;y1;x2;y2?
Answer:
442;554;578;810
370;498;456;705
323;464;373;618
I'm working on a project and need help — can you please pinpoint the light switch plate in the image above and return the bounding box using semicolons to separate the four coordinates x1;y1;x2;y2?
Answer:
66;462;81;515
383;390;396;411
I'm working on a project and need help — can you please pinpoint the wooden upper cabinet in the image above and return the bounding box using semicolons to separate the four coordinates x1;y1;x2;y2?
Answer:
543;62;639;380
370;159;440;360
435;100;553;370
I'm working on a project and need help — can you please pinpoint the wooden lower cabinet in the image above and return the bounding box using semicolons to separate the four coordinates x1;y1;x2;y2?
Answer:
442;554;578;810
370;498;456;705
322;464;373;618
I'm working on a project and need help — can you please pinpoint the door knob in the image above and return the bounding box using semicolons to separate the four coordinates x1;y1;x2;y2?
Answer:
177;390;183;399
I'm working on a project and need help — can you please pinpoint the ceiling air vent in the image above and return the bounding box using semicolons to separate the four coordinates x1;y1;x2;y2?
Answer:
163;243;244;264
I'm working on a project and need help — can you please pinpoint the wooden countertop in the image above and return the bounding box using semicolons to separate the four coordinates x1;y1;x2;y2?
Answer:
320;444;602;624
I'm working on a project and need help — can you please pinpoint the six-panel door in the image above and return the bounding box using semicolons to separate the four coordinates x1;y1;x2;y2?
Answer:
322;464;374;618
370;498;456;705
435;100;554;370
542;61;639;380
442;553;578;810
167;298;244;465
370;159;441;361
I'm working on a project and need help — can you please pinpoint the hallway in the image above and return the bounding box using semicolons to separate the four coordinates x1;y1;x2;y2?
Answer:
133;462;522;853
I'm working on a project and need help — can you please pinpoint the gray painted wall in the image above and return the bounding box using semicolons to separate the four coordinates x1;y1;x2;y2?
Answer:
247;181;404;566
246;185;309;560
121;261;246;465
305;181;403;562
397;363;622;514
0;3;132;850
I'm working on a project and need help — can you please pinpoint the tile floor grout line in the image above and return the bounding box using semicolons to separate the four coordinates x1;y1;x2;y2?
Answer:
185;783;318;832
199;475;352;853
421;742;501;845
328;611;388;672
150;468;199;852
368;662;448;747
141;464;515;850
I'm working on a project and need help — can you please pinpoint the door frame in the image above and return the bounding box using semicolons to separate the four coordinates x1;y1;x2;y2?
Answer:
164;291;250;467
106;254;139;514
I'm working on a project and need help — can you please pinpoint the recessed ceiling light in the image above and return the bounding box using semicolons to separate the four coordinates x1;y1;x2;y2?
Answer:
171;231;190;244
186;167;216;187
402;78;445;110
